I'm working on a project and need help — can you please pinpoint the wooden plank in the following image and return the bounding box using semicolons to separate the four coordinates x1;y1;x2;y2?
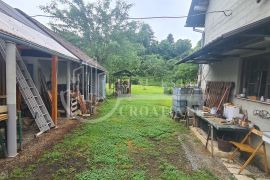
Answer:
0;105;7;113
51;55;58;125
0;114;8;121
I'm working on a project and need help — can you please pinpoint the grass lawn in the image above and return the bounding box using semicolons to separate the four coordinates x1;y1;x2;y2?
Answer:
7;85;217;180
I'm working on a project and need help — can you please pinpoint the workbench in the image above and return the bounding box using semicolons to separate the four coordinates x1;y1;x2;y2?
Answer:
186;107;249;156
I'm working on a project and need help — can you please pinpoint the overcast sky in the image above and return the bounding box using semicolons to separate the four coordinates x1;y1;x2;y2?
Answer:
3;0;201;46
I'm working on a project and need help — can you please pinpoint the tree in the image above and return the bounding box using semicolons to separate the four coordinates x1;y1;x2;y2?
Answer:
173;63;198;85
167;33;175;44
40;0;133;64
137;23;155;49
174;39;192;58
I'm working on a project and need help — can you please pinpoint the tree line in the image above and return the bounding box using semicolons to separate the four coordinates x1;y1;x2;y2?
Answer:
41;0;199;85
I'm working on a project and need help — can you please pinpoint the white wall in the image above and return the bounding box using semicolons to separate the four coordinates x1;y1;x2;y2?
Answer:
205;0;270;45
23;57;69;92
201;58;241;95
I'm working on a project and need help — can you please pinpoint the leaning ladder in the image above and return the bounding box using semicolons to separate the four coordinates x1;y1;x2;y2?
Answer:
0;40;55;134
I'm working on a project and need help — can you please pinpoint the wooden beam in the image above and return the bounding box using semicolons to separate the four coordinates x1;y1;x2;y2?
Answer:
51;55;58;125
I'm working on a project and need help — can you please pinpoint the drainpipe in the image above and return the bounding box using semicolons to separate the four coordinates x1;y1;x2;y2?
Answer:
193;27;205;88
72;65;83;91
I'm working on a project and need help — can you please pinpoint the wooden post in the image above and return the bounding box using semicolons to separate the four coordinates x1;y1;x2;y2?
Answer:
51;55;58;125
211;125;214;157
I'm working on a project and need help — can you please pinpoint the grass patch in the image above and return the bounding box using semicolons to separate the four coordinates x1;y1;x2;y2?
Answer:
7;85;217;179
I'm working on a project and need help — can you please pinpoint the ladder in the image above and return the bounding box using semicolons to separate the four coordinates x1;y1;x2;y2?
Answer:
0;40;55;133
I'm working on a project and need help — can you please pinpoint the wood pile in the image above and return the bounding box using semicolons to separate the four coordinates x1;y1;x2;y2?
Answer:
78;95;87;114
204;81;234;112
0;105;7;122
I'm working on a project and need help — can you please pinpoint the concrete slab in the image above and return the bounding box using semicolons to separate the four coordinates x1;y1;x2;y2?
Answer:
234;175;253;180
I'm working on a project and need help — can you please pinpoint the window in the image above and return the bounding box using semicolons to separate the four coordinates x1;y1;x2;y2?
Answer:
241;55;270;99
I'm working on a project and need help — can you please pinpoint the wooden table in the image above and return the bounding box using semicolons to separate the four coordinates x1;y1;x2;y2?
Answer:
186;107;249;156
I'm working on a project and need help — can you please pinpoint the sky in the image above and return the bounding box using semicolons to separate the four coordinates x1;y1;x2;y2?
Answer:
2;0;201;46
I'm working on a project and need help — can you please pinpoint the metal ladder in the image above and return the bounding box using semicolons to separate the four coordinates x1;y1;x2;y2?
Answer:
0;40;55;133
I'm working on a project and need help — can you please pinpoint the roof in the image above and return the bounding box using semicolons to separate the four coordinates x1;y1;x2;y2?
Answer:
112;70;135;77
16;9;106;72
177;15;270;64
185;0;209;27
0;0;78;61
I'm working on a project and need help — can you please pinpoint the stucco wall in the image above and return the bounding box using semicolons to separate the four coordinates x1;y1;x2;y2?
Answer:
201;58;241;94
204;0;270;45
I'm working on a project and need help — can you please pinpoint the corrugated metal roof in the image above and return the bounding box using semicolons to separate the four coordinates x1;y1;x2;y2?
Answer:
0;0;48;36
177;15;270;64
17;9;105;71
185;0;208;27
0;11;79;60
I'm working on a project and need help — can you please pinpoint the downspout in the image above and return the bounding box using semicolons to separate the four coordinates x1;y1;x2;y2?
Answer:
193;27;205;88
72;65;83;91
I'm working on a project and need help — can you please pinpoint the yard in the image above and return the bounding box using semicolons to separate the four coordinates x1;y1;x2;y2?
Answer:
5;85;232;179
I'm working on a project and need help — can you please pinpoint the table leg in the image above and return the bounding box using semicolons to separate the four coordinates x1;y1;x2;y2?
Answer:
211;125;214;157
206;125;210;149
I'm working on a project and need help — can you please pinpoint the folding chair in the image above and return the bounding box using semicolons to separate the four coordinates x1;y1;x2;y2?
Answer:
229;128;268;174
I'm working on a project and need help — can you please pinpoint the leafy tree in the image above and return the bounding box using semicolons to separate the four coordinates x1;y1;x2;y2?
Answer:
173;63;199;85
137;24;155;49
158;39;174;60
174;39;192;58
41;0;199;86
167;33;175;44
41;0;133;64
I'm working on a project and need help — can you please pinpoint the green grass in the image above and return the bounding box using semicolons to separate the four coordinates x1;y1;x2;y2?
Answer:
8;85;217;180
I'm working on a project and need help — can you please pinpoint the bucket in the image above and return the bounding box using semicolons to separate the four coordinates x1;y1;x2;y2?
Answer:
217;137;232;152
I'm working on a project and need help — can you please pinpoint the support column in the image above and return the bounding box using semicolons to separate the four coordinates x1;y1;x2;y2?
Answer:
82;65;85;99
66;61;71;118
51;55;58;125
86;66;89;101
90;66;93;101
95;64;98;101
6;42;17;157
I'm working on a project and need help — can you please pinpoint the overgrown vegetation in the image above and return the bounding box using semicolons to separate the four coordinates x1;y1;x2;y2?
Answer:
41;0;199;85
7;86;217;179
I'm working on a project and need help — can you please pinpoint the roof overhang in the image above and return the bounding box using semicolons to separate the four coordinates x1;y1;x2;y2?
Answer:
0;11;80;62
178;16;270;64
185;0;209;27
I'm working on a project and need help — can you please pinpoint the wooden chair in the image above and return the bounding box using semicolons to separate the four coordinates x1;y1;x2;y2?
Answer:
229;128;268;174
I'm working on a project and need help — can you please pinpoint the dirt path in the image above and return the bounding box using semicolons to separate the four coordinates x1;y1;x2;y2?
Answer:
178;134;233;180
0;119;80;177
